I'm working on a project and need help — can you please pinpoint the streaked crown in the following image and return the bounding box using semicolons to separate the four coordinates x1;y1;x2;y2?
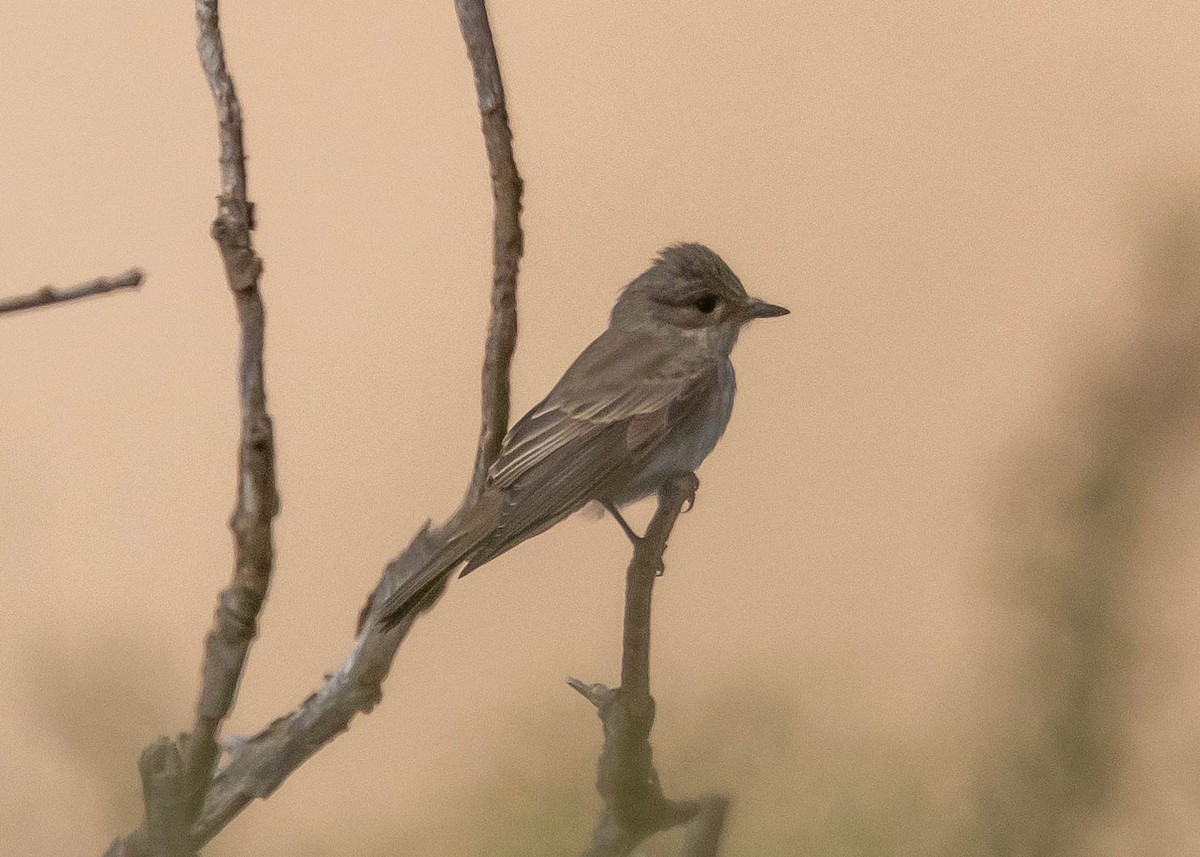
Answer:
616;243;747;315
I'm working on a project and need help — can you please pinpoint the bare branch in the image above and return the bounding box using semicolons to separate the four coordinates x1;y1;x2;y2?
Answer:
107;3;277;854
0;268;143;316
181;2;527;838
456;0;524;502
190;517;457;846
178;0;279;824
571;473;730;857
108;2;520;852
138;739;197;857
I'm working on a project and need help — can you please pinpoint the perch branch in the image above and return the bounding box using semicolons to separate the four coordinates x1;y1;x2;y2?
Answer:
570;473;731;857
0;268;142;316
105;2;521;852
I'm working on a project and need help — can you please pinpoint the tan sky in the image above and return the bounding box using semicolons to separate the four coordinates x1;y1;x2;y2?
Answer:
5;3;1200;855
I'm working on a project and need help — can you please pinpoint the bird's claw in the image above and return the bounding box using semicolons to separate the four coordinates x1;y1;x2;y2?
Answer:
675;472;700;513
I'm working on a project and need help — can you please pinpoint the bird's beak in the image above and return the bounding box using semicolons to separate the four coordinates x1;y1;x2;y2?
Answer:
745;297;790;319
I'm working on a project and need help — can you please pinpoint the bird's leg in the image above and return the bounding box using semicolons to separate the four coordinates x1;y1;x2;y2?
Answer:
632;474;700;579
602;500;644;546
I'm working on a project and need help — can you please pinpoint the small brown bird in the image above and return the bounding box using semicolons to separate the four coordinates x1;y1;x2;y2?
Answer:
375;243;787;628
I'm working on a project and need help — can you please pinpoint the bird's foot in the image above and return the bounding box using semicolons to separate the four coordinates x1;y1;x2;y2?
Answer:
671;472;701;513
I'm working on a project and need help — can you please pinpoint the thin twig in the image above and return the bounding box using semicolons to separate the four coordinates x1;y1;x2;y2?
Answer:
0;268;143;316
570;474;730;857
106;2;520;852
180;0;279;827
456;0;524;502
105;2;277;854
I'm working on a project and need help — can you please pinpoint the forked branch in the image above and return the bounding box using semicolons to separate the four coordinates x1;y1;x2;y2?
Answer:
105;1;521;853
570;474;731;857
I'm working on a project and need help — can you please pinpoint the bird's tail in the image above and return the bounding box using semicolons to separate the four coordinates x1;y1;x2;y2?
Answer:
367;493;500;631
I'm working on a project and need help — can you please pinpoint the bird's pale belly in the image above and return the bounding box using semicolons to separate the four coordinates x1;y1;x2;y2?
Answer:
612;360;736;505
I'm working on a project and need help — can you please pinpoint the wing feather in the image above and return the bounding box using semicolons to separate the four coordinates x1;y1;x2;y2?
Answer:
489;328;703;488
465;329;718;572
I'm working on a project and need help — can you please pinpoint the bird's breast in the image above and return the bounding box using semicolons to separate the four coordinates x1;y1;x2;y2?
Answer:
613;359;736;505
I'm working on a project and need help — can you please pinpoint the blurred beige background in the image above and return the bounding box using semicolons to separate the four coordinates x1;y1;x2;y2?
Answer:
5;2;1200;855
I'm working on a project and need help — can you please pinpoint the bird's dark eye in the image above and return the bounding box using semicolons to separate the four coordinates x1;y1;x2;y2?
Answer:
694;294;718;313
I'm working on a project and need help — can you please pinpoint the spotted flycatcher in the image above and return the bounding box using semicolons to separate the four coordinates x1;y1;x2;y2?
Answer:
375;243;787;627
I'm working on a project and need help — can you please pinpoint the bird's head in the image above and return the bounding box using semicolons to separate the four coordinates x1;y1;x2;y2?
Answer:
611;243;788;354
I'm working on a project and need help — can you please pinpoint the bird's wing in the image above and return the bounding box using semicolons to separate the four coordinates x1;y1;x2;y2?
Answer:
490;329;704;487
466;328;716;570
